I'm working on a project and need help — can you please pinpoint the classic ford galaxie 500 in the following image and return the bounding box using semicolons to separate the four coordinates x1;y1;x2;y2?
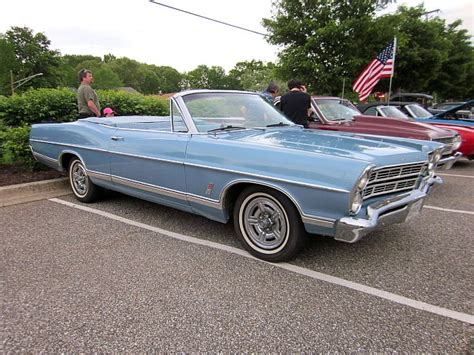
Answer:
30;90;444;262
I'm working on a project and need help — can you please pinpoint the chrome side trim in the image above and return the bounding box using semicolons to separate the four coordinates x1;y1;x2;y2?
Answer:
87;170;112;182
101;173;221;209
301;215;335;228
30;139;108;153
107;151;183;165
89;170;336;225
32;151;59;165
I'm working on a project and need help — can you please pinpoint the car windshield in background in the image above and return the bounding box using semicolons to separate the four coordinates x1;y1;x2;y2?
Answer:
379;106;410;119
406;104;433;118
314;99;361;121
435;103;462;111
182;92;293;132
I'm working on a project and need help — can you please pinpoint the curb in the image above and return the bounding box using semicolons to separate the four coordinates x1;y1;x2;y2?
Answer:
0;178;71;207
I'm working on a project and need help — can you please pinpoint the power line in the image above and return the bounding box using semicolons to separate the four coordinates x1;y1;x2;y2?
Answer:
148;0;267;36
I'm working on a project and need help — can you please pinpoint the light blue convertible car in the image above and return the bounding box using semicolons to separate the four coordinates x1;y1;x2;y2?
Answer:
30;90;444;262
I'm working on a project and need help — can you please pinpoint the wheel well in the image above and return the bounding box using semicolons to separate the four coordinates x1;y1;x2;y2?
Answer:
60;153;78;172
223;182;301;221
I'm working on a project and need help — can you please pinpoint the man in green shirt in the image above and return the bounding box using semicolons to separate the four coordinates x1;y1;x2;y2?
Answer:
77;69;101;118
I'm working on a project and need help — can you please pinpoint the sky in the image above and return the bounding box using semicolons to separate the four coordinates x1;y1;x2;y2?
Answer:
0;0;472;73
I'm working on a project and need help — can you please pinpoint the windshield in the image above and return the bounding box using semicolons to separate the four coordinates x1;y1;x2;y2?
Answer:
314;99;360;121
406;104;432;118
182;92;294;132
379;106;409;119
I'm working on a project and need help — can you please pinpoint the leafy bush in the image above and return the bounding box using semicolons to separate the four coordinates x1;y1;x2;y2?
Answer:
0;125;38;169
97;90;169;116
0;88;169;127
0;88;78;126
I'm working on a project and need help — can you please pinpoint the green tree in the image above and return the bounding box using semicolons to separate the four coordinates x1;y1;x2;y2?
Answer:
182;65;236;90
58;54;102;87
263;1;473;100
152;65;183;93
1;26;62;92
428;20;473;99
74;59;123;90
228;60;282;92
108;57;144;92
263;0;386;95
0;38;18;95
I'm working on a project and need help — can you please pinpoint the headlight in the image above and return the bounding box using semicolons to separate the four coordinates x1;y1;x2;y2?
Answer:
452;135;462;150
356;166;373;190
350;166;373;215
350;192;363;215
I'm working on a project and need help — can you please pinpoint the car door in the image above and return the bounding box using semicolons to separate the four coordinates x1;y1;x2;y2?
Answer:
108;120;190;211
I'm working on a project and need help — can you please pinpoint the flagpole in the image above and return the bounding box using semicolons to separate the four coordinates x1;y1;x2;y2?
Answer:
387;37;397;104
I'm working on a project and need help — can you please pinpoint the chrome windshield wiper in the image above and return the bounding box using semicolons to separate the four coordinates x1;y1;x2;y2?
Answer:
266;122;291;127
207;125;245;133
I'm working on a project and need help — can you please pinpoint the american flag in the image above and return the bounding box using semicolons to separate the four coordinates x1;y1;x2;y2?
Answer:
353;39;396;102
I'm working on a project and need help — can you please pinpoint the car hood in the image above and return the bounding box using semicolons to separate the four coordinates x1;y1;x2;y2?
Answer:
211;127;437;166
352;115;454;139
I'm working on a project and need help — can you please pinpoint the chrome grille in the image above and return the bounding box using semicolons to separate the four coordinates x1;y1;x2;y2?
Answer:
363;163;427;199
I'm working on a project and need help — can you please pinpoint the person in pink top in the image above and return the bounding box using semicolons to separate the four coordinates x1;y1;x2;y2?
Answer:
103;107;115;117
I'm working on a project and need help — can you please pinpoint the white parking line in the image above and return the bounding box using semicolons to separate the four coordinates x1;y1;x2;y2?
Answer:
438;173;474;179
425;206;474;215
49;197;474;325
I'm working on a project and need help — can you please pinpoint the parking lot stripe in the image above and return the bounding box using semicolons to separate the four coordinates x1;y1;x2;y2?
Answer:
425;206;474;215
49;197;474;325
438;173;474;179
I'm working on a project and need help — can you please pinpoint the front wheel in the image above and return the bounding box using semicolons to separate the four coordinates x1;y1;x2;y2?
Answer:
68;158;102;203
233;186;306;262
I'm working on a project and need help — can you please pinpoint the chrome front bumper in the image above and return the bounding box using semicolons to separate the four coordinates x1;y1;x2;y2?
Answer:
436;152;462;170
334;175;442;243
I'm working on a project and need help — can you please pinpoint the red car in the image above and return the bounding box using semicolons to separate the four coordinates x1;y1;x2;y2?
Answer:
357;102;474;161
274;96;461;169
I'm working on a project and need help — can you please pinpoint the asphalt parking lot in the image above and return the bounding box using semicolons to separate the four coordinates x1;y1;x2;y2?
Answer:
1;160;473;352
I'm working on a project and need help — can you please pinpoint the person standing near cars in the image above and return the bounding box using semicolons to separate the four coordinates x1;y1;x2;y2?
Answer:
279;79;311;128
77;69;101;118
261;82;279;104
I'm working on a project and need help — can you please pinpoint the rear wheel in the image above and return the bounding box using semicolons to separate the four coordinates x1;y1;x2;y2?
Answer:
233;186;306;262
68;158;102;203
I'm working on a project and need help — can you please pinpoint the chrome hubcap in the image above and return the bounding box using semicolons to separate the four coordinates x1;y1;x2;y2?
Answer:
71;162;88;196
243;196;288;250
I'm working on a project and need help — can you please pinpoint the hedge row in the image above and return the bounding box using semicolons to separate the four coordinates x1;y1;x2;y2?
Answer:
0;88;169;127
0;88;170;168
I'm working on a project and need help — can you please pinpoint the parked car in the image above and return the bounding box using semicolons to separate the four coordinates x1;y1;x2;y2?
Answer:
389;93;433;108
428;101;469;118
275;96;460;169
31;90;444;262
358;102;474;160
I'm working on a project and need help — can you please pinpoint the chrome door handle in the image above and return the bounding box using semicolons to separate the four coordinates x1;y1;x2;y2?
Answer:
110;136;124;141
